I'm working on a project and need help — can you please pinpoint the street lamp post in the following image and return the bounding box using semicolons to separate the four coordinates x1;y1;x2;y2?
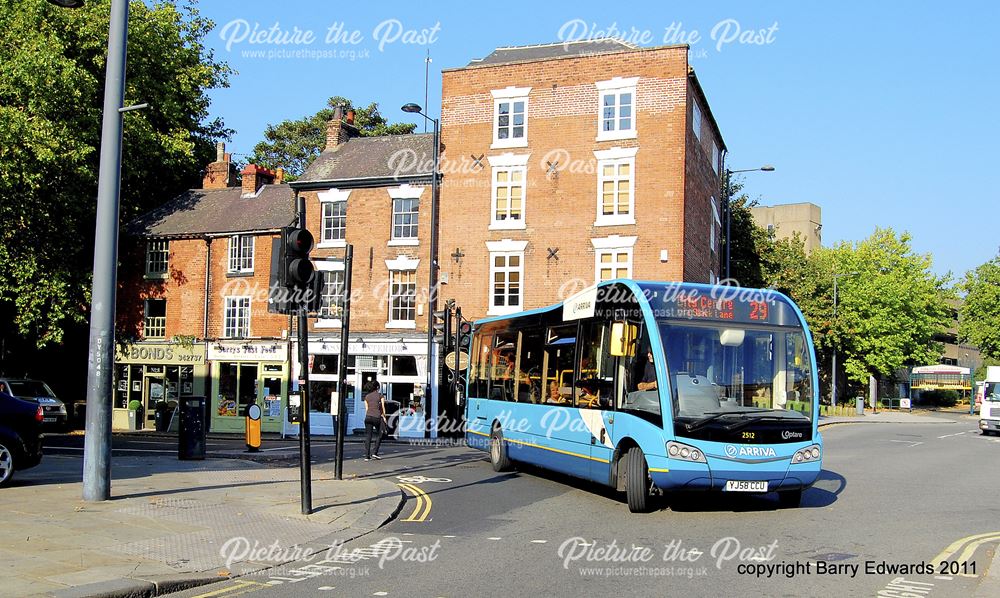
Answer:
831;272;859;408
722;165;774;280
401;103;439;436
48;0;129;501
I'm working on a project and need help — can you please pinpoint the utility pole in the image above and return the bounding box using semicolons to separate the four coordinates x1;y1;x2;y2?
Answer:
83;0;130;502
296;194;312;515
831;272;859;408
334;244;354;480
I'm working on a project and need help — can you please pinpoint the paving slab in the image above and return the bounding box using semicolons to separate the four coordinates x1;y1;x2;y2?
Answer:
3;455;403;598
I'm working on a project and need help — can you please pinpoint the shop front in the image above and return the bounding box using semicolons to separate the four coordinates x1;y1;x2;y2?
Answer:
208;340;290;434
301;335;436;438
113;342;208;430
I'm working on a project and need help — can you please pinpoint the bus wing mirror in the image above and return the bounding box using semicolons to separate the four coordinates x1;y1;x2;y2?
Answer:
610;322;637;357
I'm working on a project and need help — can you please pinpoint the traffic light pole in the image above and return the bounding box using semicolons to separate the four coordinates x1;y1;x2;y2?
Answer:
296;194;312;515
334;244;353;481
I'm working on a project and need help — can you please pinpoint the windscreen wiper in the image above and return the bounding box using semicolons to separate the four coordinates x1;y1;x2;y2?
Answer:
723;414;790;433
684;408;769;433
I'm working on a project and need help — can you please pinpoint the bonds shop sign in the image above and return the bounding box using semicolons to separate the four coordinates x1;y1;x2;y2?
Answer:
117;343;206;365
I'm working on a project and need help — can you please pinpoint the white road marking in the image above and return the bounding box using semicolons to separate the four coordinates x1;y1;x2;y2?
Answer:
889;440;924;446
374;593;389;596
443;535;456;538
531;540;547;544
937;432;966;438
488;537;502;540
934;576;953;580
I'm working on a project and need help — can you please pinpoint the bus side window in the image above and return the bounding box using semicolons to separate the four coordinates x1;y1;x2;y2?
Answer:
490;331;518;402
543;324;576;406
518;326;545;403
472;333;492;399
577;319;613;410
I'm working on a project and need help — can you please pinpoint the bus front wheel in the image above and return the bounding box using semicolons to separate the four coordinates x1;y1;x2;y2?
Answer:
490;428;512;472
625;447;651;513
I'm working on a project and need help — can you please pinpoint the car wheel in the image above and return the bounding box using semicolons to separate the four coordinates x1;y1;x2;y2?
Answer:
625;447;651;513
778;489;803;508
0;441;15;487
490;427;511;472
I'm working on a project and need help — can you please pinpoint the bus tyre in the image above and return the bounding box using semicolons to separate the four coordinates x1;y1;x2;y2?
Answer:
625;447;651;513
778;489;802;508
490;428;511;472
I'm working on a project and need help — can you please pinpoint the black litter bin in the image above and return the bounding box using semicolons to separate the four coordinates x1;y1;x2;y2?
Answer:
154;405;169;432
178;396;206;460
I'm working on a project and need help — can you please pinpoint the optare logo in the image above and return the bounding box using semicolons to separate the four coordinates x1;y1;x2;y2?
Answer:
725;445;777;458
781;430;803;440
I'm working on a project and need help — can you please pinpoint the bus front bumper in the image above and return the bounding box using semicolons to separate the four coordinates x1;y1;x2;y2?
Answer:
649;454;822;494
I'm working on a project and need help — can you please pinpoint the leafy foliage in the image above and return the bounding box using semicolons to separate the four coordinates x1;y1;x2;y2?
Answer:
0;0;231;348
248;96;417;180
959;254;1000;361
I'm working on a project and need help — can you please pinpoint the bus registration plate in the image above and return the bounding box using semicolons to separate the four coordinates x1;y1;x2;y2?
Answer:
725;480;768;492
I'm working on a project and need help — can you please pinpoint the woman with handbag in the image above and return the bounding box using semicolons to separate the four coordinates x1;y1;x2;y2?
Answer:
362;380;387;461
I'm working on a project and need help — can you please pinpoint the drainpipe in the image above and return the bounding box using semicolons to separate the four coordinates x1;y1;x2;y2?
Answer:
203;237;211;339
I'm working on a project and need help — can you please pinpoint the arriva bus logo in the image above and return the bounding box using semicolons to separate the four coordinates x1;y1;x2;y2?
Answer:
725;445;777;458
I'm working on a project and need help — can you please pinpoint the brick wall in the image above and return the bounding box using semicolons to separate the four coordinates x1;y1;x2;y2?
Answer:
683;86;723;283
301;183;432;334
438;46;718;321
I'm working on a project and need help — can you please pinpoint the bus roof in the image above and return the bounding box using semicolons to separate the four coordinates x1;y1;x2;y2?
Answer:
473;279;804;328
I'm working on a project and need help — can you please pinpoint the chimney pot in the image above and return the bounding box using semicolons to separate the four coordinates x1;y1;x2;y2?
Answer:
215;141;225;162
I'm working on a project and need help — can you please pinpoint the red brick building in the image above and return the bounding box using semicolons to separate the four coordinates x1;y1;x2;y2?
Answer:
290;110;438;435
114;40;728;436
116;144;296;433
437;41;726;321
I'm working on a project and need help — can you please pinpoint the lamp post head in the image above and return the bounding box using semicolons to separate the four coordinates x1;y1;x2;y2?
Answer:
47;0;84;7
401;103;423;114
760;165;776;171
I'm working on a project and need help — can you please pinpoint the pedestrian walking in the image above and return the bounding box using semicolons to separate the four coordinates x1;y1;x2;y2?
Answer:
363;380;387;461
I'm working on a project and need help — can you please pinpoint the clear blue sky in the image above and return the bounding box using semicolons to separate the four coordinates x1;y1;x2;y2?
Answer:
196;0;999;280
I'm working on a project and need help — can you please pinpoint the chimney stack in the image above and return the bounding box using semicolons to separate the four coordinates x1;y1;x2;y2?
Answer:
203;142;238;189
274;167;285;185
240;164;276;197
325;105;357;151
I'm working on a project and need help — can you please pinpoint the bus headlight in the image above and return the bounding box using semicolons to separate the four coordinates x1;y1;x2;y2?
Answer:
792;445;821;464
666;441;707;463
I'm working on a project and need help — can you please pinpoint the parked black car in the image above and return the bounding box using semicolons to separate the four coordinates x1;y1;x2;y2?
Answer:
0;390;44;486
0;379;69;431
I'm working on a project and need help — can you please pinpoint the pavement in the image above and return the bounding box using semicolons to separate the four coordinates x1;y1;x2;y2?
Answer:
2;455;404;598
818;408;973;427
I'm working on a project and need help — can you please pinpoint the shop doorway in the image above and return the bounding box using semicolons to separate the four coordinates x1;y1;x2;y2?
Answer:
143;375;165;428
238;363;259;417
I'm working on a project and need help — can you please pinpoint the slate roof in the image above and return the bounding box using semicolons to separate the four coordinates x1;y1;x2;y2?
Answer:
294;133;435;186
129;184;295;237
465;40;639;67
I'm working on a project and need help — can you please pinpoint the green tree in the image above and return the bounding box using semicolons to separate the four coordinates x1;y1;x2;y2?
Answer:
816;229;952;387
959;254;1000;361
0;0;231;349
248;96;417;180
725;177;772;289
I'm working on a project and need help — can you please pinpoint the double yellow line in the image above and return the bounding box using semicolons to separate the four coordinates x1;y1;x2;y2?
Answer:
398;483;432;522
192;580;267;598
931;531;1000;576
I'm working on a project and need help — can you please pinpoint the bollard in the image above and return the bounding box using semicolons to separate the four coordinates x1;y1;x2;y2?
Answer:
246;403;262;453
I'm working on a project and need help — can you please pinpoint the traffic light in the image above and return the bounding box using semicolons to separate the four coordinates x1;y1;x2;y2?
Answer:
433;300;454;352
449;308;472;395
280;226;314;290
